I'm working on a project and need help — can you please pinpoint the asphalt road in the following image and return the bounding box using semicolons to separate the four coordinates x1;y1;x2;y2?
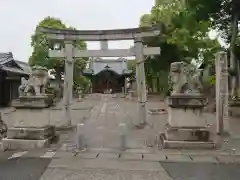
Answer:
1;158;240;180
0;158;51;180
162;162;240;180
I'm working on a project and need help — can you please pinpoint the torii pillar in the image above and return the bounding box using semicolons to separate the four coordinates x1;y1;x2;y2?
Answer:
63;40;74;126
135;38;147;125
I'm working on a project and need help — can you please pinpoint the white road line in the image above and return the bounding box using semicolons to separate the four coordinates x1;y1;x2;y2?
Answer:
40;151;56;158
8;151;28;159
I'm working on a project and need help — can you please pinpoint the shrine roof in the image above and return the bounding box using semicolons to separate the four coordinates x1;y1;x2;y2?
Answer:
0;52;30;75
0;52;13;65
84;57;133;76
15;60;32;74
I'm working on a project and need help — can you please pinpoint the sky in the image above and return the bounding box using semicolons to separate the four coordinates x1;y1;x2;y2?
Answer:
0;0;155;62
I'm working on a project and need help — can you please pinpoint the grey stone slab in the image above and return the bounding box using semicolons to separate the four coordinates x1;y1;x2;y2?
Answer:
1;138;50;150
165;128;210;141
120;152;143;160
89;148;121;154
12;98;50;109
162;139;216;149
11;109;50;128
190;156;218;163
166;154;192;162
22;150;47;158
125;148;153;154
98;152;119;159
217;156;240;164
48;158;166;171
54;151;76;158
40;167;173;180
76;152;98;159
143;153;166;162
7;126;55;140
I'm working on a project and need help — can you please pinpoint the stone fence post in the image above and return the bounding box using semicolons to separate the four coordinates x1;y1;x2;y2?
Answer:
215;51;229;135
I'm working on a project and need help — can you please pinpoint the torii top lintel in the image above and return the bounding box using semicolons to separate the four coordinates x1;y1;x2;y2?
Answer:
40;25;162;41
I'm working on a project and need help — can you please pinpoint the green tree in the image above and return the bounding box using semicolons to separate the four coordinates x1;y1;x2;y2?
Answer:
139;0;220;94
29;16;88;89
127;60;136;74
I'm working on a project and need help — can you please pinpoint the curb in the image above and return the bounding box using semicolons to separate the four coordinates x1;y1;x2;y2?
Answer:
53;150;240;164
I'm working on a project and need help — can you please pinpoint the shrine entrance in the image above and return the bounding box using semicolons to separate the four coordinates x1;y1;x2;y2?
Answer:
41;26;161;127
93;70;124;93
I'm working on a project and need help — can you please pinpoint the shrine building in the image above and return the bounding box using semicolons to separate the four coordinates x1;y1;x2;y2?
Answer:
0;52;31;107
83;57;133;93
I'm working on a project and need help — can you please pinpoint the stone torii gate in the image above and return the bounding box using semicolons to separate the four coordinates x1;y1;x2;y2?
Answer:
40;26;161;126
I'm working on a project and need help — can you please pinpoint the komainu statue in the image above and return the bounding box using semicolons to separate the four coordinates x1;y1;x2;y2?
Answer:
170;62;203;95
159;61;215;149
18;66;50;97
13;66;54;108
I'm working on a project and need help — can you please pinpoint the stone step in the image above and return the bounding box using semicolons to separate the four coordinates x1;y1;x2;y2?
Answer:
1;138;51;151
11;99;49;109
160;133;216;149
7;126;55;140
165;127;210;141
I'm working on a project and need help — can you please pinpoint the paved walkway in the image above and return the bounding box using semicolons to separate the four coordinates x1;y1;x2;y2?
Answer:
2;94;240;179
81;94;158;150
2;93;240;155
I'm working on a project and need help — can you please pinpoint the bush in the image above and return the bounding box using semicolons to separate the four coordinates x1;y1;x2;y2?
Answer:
74;76;90;93
207;75;216;86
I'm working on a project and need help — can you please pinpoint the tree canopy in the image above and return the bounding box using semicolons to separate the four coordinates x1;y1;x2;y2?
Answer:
29;16;88;90
139;0;240;95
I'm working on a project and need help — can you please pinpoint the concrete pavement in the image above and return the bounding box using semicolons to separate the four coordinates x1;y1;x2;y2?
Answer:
2;93;240;179
1;148;240;179
0;158;51;180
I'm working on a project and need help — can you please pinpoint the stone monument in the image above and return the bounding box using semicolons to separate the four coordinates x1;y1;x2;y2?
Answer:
12;66;54;108
160;62;216;149
215;52;229;134
1;66;56;151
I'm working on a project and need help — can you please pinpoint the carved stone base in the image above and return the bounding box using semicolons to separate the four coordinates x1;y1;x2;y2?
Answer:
165;125;210;141
162;94;216;149
1;125;56;150
7;126;55;140
167;95;207;128
12;95;53;109
160;133;216;149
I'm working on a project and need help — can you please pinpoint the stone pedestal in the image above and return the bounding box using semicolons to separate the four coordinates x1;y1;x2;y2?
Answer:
1;109;56;151
1;126;55;150
7;126;55;140
12;95;53;109
229;99;240;117
160;95;216;149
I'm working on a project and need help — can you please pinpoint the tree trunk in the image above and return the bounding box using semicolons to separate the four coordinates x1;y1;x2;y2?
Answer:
55;67;62;98
55;68;61;86
147;75;153;93
156;76;160;92
230;13;238;97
